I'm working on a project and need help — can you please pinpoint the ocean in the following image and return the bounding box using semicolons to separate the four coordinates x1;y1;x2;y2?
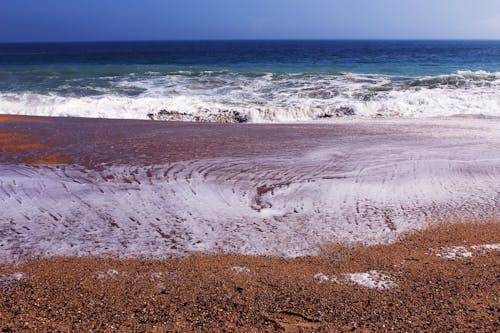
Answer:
1;40;500;122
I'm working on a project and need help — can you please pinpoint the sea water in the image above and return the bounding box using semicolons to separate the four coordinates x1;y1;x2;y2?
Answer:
1;40;500;122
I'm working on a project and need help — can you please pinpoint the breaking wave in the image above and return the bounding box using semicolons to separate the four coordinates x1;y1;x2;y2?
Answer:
1;70;500;122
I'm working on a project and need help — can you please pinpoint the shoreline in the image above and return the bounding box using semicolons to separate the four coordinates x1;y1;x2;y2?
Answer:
1;114;499;261
1;114;499;331
1;112;499;123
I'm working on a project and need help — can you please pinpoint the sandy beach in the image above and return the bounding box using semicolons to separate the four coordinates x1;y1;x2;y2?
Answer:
1;221;498;332
3;1;500;330
1;115;499;331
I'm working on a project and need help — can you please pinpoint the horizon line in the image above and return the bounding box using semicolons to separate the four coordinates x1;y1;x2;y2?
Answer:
2;38;500;44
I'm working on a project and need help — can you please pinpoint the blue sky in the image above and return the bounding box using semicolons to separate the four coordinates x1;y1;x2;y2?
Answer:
1;0;500;42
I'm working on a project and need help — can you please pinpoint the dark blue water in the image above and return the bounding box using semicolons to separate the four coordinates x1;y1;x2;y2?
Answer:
1;40;499;121
2;40;500;74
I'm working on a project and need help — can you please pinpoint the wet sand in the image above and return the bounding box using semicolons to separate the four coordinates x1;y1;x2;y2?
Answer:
1;115;499;261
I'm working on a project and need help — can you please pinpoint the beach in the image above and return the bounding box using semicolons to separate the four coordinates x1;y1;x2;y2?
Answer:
1;222;499;332
1;39;500;332
0;114;499;330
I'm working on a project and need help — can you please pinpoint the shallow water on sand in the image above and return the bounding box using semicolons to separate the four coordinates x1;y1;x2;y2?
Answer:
1;117;499;262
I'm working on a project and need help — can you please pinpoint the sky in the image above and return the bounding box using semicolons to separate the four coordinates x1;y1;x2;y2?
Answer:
1;0;500;42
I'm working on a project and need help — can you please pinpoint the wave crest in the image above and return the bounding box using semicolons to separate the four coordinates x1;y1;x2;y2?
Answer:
1;70;500;122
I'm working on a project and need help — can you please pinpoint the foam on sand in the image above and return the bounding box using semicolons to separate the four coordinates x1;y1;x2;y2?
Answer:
0;272;24;290
433;243;500;259
0;117;499;262
314;271;397;290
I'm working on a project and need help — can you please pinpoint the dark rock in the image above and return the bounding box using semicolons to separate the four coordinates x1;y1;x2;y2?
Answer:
335;107;355;116
317;107;355;119
232;111;248;123
147;109;248;123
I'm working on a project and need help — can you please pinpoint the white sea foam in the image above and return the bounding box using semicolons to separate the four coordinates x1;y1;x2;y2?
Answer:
345;271;397;290
434;243;500;259
313;271;397;289
1;71;500;122
1;118;499;261
0;272;24;290
231;265;251;273
434;246;473;259
96;269;119;279
471;244;500;251
314;273;336;283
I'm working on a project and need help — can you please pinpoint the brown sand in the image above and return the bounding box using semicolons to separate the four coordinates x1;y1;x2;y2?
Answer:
29;152;69;165
0;115;47;123
0;131;48;153
0;116;58;163
3;114;489;168
1;221;498;332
